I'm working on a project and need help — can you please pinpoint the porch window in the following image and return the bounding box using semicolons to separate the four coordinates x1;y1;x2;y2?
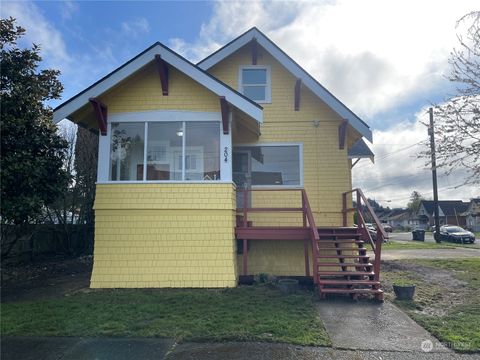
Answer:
239;66;271;103
109;121;220;181
233;145;302;187
110;123;145;181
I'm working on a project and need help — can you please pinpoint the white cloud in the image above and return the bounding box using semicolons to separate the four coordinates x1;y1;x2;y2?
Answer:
171;0;477;118
2;1;71;70
121;18;150;37
352;107;479;208
60;1;79;21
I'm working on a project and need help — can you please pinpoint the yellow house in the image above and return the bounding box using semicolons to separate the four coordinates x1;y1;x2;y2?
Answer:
53;28;385;300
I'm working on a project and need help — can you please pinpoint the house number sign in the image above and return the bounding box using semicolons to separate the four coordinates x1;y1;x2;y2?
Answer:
224;147;229;163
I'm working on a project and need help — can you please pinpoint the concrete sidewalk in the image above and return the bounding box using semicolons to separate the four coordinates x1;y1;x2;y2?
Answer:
2;337;480;360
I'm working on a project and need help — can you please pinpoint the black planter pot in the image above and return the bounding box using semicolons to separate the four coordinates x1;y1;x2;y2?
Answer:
393;284;416;300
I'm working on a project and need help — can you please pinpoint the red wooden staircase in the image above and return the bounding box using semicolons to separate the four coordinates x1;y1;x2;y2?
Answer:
235;188;386;301
316;227;383;300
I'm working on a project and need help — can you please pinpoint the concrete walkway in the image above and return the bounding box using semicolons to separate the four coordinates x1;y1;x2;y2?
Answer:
317;300;448;353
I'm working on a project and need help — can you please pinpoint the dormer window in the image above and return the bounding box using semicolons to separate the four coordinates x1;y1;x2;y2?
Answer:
239;65;271;103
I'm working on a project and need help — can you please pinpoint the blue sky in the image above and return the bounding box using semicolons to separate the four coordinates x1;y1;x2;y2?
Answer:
2;0;478;206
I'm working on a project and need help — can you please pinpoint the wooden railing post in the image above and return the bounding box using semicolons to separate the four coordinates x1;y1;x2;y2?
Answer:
242;189;248;228
301;189;319;284
302;191;307;227
356;190;361;227
342;192;347;226
301;191;310;277
374;228;382;282
243;239;248;276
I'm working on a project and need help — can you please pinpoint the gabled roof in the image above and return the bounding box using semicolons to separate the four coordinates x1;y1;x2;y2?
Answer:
197;27;372;142
420;200;469;216
53;42;263;124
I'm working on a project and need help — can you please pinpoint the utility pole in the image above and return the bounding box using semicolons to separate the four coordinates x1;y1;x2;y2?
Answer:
429;107;441;243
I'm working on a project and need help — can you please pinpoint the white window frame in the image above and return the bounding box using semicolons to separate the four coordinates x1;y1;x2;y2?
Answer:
97;110;232;184
233;142;304;188
238;65;271;104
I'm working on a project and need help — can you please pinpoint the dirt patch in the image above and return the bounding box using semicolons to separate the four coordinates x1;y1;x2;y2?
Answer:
1;256;93;303
381;260;470;316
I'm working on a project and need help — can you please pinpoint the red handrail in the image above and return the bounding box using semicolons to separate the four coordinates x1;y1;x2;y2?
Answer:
342;188;386;284
301;189;319;284
237;188;319;283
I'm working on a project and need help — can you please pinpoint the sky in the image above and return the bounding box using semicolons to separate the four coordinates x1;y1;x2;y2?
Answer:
2;0;478;208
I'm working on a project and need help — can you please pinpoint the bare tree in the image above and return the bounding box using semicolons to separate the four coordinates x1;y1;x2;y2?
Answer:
46;124;98;255
74;126;98;226
428;11;480;186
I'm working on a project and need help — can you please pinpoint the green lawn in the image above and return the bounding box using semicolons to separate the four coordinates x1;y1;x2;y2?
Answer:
382;259;480;352
1;285;330;346
382;241;451;250
383;240;479;250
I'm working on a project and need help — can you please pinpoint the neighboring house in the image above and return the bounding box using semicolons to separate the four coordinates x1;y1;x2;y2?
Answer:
53;28;382;298
417;200;469;229
384;209;411;229
463;198;480;232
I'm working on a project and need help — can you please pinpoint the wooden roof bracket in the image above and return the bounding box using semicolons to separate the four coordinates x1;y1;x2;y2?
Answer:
294;78;301;111
251;38;258;65
88;98;107;136
338;119;348;149
220;96;229;134
155;54;169;96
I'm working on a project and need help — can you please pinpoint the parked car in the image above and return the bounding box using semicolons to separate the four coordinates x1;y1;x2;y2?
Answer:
382;223;393;232
436;225;476;244
362;223;377;241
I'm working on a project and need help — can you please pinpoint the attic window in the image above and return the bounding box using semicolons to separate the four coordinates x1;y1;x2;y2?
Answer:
239;65;271;103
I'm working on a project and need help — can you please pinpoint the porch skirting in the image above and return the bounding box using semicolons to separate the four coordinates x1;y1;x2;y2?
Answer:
237;241;312;276
90;183;238;288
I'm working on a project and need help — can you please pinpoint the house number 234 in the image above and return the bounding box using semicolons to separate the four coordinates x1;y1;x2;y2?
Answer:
224;147;229;163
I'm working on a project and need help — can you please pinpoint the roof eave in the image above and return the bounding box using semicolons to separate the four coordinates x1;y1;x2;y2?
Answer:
53;43;263;124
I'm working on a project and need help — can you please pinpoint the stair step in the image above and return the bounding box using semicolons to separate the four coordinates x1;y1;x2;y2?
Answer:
317;262;373;267
317;240;364;244
319;288;384;294
317;233;361;238
317;255;370;259
318;279;380;285
317;271;375;276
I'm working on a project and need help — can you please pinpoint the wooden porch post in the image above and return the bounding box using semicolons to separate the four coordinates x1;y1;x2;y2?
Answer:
242;239;248;276
304;238;310;277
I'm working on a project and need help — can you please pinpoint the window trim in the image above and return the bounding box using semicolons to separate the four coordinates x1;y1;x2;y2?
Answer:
233;142;304;188
101;111;226;183
238;65;271;104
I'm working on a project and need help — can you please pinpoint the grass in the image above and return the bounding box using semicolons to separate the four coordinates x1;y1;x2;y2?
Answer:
1;285;330;346
382;241;451;250
383;240;479;250
383;258;480;352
